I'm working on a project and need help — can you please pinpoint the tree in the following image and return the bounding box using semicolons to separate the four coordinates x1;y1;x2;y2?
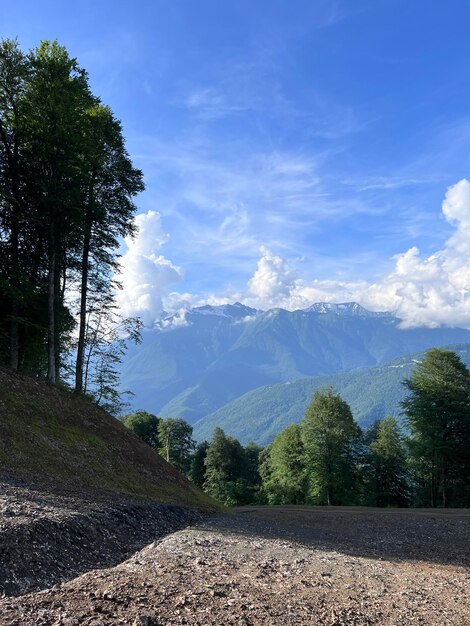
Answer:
24;41;95;382
188;441;209;488
301;387;362;505
366;416;410;507
258;444;273;504
121;410;160;448
203;427;250;506
74;103;143;393
244;441;263;502
158;418;195;474
402;348;470;508
77;286;141;414
0;38;142;397
0;39;29;370
263;425;306;504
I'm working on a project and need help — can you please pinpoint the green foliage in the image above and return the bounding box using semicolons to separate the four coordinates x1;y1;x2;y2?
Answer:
0;37;142;396
301;387;362;505
158;417;195;474
402;348;470;507
121;411;160;449
244;441;263;494
79;292;142;415
365;416;410;507
203;427;253;505
188;441;209;488
194;346;470;445
257;444;273;503
263;424;306;504
196;358;470;509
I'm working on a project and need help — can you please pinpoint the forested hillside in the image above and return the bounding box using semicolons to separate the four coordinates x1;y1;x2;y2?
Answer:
193;344;470;444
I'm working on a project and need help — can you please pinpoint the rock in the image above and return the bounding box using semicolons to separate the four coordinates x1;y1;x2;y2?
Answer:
102;589;117;601
132;616;156;626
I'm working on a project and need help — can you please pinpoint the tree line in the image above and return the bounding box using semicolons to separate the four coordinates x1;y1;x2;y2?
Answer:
0;39;142;410
124;348;470;508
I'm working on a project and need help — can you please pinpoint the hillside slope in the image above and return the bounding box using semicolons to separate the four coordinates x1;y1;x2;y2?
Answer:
0;368;217;510
193;344;470;445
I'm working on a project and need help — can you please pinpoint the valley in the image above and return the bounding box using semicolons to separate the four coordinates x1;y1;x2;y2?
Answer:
194;344;470;444
2;365;468;625
120;303;470;443
2;13;470;625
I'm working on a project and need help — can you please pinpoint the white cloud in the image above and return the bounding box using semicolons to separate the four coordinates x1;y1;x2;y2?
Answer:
120;180;470;331
359;179;470;327
248;246;299;305
241;180;470;328
117;211;182;327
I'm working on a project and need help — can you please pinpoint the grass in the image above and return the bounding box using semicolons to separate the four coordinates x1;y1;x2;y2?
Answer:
0;367;222;512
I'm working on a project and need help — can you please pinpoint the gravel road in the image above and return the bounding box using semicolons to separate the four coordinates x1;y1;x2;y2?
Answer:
1;498;469;625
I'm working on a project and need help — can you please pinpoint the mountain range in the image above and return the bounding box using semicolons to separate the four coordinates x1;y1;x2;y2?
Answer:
120;302;470;443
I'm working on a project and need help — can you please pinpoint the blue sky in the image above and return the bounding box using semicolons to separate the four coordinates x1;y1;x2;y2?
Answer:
3;1;470;326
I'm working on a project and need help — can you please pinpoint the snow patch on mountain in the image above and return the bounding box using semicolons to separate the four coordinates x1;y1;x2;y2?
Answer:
190;303;259;319
302;302;390;317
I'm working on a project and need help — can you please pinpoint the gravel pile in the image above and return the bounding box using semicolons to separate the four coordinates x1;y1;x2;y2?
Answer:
0;476;203;596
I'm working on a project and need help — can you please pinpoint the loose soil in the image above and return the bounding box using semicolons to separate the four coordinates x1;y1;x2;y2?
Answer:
1;486;469;625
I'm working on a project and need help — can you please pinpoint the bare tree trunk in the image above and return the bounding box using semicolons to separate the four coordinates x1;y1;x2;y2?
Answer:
47;223;56;383
9;196;20;370
75;225;90;392
3;123;21;370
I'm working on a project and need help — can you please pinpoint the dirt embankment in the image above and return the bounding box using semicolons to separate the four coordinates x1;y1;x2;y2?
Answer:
1;494;469;626
0;367;218;511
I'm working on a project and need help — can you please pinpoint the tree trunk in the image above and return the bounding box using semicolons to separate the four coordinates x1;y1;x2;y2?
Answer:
54;253;61;382
75;224;91;392
442;459;448;508
7;129;20;370
47;222;56;383
10;297;19;370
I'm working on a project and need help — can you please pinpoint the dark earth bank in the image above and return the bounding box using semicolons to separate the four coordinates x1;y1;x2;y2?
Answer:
0;475;204;597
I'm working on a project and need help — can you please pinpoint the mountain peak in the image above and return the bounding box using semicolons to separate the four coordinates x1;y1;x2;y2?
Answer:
303;302;389;317
191;303;258;319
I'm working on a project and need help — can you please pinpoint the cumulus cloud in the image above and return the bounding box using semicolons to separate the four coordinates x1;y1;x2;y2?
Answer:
248;246;299;306
117;211;182;327
119;180;470;330
242;180;470;328
359;179;470;327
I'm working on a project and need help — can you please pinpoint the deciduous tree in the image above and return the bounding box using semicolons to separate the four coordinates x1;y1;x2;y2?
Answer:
402;348;470;507
301;387;361;505
121;410;160;448
366;416;410;507
263;424;306;504
158;418;195;474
